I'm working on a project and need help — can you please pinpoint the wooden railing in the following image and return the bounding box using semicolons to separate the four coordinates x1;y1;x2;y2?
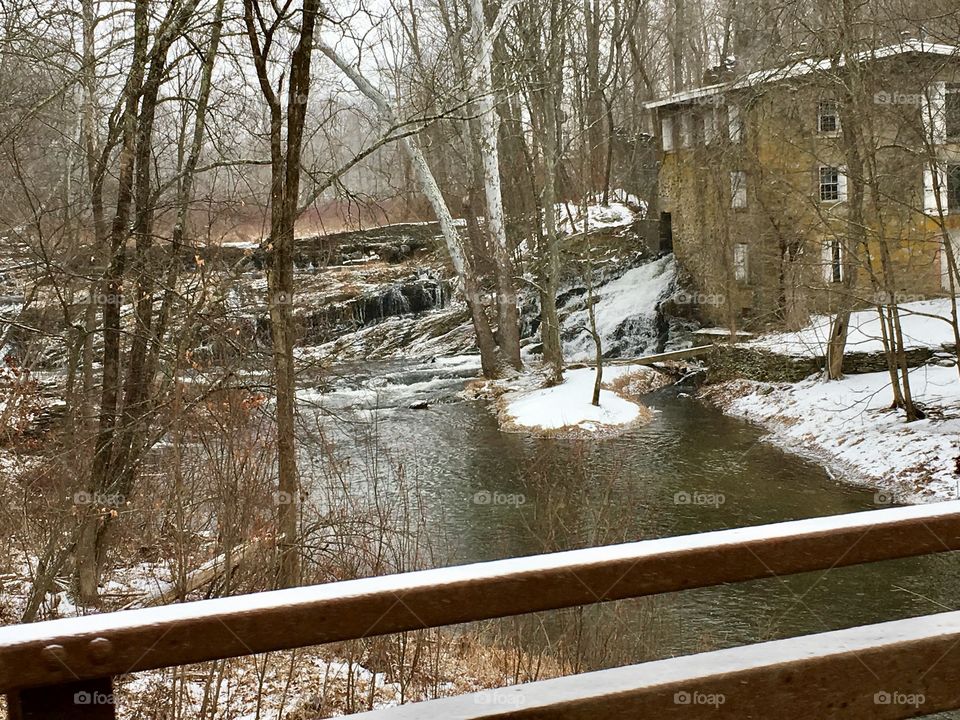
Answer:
4;501;960;718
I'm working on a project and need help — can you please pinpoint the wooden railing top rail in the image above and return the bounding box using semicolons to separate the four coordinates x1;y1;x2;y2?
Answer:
352;610;960;719
2;501;960;696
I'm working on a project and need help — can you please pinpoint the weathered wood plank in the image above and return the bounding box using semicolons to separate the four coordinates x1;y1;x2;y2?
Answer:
350;610;960;719
1;502;959;693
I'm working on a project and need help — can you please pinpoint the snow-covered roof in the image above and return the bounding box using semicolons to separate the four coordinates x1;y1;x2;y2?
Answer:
644;39;960;109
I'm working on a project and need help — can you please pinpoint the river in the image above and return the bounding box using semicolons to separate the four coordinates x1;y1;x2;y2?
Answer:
298;356;960;716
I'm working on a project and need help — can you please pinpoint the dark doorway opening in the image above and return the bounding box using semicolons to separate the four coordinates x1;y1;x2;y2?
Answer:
659;211;674;254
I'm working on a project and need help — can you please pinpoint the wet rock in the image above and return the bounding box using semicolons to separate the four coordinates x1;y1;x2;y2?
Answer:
295;271;453;346
931;352;957;367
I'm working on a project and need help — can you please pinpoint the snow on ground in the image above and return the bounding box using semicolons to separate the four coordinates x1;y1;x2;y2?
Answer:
747;298;957;357
563;255;676;361
708;364;960;501
607;188;646;212
553;189;647;237
516;193;644;258
556;201;637;236
499;364;659;436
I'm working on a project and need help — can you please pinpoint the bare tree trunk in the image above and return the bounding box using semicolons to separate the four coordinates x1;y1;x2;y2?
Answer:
582;193;602;406
77;0;201;603
79;0;150;603
584;0;605;191
469;0;522;370
535;1;564;385
890;306;920;420
671;0;685;92
587;270;603;407
825;13;866;381
876;302;906;409
540;89;564;384
942;230;960;381
245;0;321;586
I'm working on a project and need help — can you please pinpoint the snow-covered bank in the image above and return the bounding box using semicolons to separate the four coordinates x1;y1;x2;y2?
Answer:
747;298;957;357
495;365;668;437
703;365;960;502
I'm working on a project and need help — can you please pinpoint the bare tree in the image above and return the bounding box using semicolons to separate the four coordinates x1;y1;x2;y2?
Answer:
243;0;322;587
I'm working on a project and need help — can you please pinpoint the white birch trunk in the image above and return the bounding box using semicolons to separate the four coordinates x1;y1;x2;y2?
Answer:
468;0;522;368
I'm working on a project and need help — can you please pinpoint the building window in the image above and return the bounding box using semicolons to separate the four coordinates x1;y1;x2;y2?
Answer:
924;164;948;214
704;107;718;145
924;83;947;144
731;171;747;208
661;116;675;152
824;238;843;283
948;164;960;213
820;166;840;201
728;104;743;143
734;243;749;283
819;166;846;202
946;84;960;140
680;112;693;148
817;100;840;134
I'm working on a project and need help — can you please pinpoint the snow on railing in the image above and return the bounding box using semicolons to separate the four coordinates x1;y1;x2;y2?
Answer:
355;609;960;718
5;501;960;718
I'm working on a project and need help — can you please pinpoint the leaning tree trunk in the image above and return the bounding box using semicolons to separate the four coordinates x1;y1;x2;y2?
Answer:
318;41;502;377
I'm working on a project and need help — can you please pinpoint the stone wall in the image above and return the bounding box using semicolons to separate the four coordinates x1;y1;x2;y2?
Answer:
707;342;956;383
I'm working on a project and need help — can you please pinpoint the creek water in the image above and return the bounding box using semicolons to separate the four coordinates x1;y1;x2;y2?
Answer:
298;357;960;716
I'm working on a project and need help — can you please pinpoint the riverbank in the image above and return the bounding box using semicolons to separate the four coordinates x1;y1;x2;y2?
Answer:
702;363;960;503
7;354;960;720
700;298;960;503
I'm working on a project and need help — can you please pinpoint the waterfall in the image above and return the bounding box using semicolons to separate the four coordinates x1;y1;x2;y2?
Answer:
296;270;455;346
516;255;678;361
382;286;412;317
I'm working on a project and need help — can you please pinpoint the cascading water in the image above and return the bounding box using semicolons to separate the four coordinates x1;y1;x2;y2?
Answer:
348;273;447;327
521;254;680;362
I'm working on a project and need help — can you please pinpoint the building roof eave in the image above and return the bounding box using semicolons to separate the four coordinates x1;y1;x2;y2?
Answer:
642;39;960;111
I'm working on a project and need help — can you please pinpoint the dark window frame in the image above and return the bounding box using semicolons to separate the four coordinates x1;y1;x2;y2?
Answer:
945;84;960;141
830;238;843;284
817;100;840;134
947;164;960;213
819;166;840;202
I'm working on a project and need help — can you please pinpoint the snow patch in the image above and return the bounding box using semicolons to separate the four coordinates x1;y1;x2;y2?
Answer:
748;298;957;357
557;201;637;236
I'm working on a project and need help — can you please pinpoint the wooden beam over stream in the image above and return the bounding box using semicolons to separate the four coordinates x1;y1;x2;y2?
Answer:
569;344;715;367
